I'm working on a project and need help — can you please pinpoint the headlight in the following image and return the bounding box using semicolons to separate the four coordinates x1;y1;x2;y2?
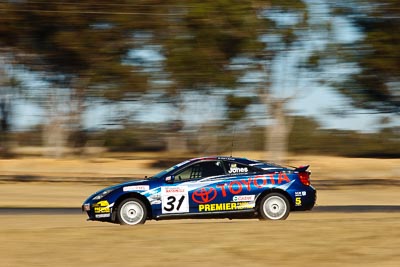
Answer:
82;203;90;211
93;189;113;200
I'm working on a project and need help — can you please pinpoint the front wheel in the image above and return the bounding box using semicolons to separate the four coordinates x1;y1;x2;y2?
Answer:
259;193;290;220
116;198;147;225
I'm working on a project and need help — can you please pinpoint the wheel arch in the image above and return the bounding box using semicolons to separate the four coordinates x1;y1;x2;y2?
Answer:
255;188;294;211
112;192;153;222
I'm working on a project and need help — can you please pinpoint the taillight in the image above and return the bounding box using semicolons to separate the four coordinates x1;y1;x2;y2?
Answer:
299;171;311;186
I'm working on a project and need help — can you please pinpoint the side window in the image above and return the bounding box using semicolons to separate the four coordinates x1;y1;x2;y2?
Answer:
223;161;258;175
174;161;225;181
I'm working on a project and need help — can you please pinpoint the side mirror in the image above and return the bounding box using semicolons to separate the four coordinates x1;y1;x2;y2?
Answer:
165;175;175;183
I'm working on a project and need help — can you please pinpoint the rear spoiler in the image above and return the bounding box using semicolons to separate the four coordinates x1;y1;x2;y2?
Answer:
294;165;310;172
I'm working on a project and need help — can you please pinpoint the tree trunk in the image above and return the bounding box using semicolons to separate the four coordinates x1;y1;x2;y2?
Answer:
166;97;188;153
0;65;12;157
196;122;219;155
0;96;12;157
265;99;292;165
42;90;67;158
166;120;187;153
42;116;66;158
69;81;87;154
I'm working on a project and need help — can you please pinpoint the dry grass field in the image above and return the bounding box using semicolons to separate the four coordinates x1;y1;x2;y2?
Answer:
1;213;399;267
1;153;399;207
1;153;399;180
1;153;399;266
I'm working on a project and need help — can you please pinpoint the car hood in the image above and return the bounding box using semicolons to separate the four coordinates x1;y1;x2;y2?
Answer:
103;179;150;192
85;179;150;202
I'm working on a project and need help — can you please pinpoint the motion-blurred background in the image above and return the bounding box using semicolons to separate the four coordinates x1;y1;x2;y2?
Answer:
0;0;399;161
0;2;400;267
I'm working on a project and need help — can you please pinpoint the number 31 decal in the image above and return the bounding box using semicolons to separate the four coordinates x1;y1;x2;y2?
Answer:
161;186;189;214
164;195;185;212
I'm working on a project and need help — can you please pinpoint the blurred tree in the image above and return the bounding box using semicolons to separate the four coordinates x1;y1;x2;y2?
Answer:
309;0;400;114
0;0;152;156
139;0;270;153
257;1;310;163
288;116;321;154
0;0;350;161
339;0;400;114
0;56;19;157
151;0;309;160
226;94;253;123
0;90;11;157
160;1;264;89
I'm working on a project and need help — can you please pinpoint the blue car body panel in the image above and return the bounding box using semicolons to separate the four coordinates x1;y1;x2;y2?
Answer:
82;156;316;222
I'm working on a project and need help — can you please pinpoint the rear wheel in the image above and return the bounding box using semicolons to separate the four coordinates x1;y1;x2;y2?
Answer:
259;193;290;220
117;198;147;225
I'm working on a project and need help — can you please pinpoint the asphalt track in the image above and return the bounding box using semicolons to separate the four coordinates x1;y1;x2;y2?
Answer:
1;205;400;215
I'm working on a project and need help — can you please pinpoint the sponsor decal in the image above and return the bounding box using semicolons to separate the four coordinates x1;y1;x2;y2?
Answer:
237;202;255;209
217;157;235;160
232;195;255;202
199;202;254;212
148;193;161;205
93;200;110;214
192;187;218;204
95;214;111;218
143;187;162;205
161;186;189;214
217;174;291;197
278;173;291;184
295;191;307;197
189;174;291;204
228;167;248;174
165;187;186;193
123;185;150;192
295;197;302;206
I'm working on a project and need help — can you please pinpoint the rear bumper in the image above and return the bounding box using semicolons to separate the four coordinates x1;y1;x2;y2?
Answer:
292;186;316;211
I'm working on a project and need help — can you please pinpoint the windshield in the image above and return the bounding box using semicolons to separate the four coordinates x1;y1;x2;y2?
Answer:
149;166;177;179
148;159;194;179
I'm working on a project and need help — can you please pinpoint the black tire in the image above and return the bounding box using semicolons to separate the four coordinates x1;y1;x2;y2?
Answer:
259;193;290;220
116;198;147;225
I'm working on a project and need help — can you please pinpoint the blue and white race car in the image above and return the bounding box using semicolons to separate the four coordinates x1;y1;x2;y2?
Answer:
82;156;316;225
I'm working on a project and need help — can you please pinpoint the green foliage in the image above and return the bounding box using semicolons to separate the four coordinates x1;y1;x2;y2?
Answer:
288;116;400;158
225;94;253;122
100;126;166;152
0;0;306;99
161;0;269;90
8;116;399;157
0;1;150;99
2;0;398;158
335;0;400;113
269;0;306;10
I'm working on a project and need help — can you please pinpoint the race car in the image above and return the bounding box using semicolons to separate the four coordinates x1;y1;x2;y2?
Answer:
82;156;316;225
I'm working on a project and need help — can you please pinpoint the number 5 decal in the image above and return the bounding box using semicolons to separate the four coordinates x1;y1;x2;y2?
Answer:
295;197;302;206
161;186;189;214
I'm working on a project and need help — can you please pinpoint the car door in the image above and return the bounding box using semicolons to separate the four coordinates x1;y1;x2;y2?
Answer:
216;161;261;209
160;160;226;215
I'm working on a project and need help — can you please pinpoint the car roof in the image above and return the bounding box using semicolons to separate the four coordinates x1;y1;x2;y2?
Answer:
188;156;286;170
190;156;260;165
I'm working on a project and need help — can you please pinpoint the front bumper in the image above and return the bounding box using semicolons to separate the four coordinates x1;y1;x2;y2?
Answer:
82;201;113;221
